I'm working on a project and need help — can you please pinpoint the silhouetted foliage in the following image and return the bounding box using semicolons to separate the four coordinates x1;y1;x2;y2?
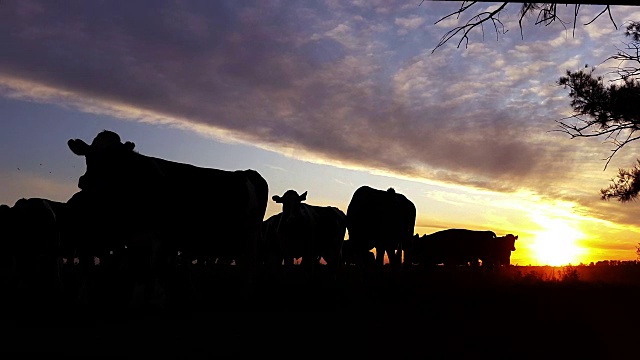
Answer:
625;20;640;41
556;68;640;166
555;21;640;201
428;2;619;52
600;160;640;202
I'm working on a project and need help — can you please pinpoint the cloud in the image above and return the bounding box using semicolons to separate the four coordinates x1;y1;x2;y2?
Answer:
1;1;640;231
395;15;425;35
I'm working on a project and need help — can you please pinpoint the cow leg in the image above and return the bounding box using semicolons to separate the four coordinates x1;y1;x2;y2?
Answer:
323;243;342;282
375;247;385;268
283;254;295;267
186;259;204;307
389;248;402;269
75;258;92;307
146;236;169;309
327;256;341;283
301;238;317;282
299;254;315;283
125;233;153;308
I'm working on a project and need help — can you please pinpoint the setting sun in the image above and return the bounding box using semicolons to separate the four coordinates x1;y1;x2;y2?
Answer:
531;216;586;266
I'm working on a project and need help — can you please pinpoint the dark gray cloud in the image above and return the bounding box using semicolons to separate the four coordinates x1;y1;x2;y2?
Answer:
2;1;640;228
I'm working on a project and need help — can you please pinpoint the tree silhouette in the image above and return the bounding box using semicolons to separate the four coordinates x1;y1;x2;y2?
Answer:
556;21;640;202
428;1;620;53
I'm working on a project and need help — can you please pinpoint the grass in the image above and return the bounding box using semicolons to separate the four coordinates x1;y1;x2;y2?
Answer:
2;261;640;358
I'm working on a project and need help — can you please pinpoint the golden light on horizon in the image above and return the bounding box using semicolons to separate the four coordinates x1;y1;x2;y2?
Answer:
530;215;586;266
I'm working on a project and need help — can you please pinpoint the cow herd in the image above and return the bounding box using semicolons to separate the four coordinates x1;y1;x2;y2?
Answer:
1;130;519;306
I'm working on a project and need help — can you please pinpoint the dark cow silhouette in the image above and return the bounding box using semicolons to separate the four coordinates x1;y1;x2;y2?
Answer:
3;198;69;305
271;190;346;277
67;130;269;302
480;234;518;267
405;229;495;266
405;229;517;267
346;186;416;269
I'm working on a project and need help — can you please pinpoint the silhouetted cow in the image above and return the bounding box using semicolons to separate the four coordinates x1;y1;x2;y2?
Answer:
346;186;416;269
5;198;69;304
405;229;516;268
480;234;518;267
272;190;346;278
67;130;269;303
404;229;493;266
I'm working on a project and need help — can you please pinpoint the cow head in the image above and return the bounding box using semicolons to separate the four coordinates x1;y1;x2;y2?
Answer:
272;190;308;236
505;234;518;251
272;190;307;214
68;130;136;193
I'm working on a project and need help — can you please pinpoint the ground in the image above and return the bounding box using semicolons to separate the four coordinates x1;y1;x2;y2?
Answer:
1;264;639;358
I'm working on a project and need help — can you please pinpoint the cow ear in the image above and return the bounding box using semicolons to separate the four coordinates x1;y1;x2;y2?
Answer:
300;191;307;201
68;139;90;156
272;195;282;203
515;235;518;240
124;141;135;151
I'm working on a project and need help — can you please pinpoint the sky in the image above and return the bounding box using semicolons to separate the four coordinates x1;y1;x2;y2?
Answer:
2;1;640;266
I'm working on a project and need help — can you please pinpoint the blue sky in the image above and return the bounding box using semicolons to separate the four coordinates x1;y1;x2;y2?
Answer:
2;1;640;265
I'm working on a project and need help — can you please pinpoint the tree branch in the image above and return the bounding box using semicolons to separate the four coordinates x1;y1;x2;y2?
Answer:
430;2;620;52
431;2;508;53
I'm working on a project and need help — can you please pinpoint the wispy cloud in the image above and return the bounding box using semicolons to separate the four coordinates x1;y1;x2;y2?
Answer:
0;1;638;231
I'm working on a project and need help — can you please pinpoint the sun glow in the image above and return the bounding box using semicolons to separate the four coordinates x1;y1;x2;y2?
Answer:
531;215;586;266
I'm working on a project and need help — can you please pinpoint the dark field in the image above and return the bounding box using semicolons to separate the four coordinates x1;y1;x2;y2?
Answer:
2;262;640;358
